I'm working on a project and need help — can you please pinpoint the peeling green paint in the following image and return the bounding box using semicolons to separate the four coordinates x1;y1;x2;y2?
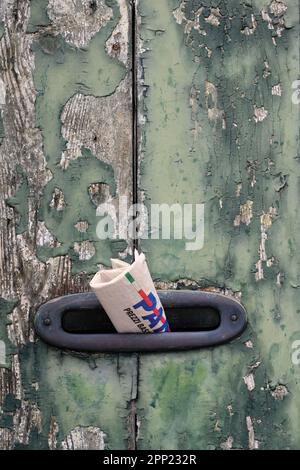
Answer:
138;0;300;449
30;0;128;271
138;346;250;450
1;0;135;450
1;0;299;451
27;0;51;32
0;298;17;367
0;0;134;450
20;343;138;449
37;148;126;272
6;166;29;235
31;2;125;172
2;394;21;413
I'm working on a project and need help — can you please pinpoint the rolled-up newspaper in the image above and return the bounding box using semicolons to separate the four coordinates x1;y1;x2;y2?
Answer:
90;251;170;333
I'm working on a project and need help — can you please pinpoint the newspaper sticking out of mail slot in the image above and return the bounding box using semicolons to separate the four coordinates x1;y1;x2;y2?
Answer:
90;251;170;333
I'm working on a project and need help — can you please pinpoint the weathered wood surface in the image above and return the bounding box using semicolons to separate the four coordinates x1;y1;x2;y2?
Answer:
0;0;300;451
0;0;136;450
138;0;300;450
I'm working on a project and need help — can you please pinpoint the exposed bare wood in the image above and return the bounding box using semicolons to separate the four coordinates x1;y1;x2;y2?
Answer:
0;0;133;450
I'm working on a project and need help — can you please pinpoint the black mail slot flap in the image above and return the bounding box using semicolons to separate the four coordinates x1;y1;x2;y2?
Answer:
62;306;220;334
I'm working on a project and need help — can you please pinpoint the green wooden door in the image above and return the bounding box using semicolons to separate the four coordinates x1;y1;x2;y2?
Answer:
136;0;300;450
0;0;136;450
0;0;300;450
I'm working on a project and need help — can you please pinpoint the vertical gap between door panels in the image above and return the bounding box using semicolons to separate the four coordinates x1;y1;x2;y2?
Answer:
128;0;140;450
132;0;140;255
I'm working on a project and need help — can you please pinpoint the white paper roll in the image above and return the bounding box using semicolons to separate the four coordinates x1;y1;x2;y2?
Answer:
90;252;170;333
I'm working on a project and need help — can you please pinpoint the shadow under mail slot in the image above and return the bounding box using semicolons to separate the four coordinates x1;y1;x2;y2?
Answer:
90;251;170;333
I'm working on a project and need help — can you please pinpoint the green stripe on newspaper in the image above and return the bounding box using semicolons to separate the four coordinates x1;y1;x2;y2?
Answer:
125;272;135;284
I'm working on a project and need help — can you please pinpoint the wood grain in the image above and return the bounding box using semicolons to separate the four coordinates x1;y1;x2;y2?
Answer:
0;0;134;450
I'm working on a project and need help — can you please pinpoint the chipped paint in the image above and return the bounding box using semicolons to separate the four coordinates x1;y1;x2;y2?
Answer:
0;0;134;450
60;77;132;203
1;0;299;452
0;76;5;106
227;405;234;417
276;272;281;287
0;428;14;450
205;81;226;128
270;1;287;17
74;241;96;261
11;355;22;400
173;4;206;36
88;183;111;207
172;2;186;25
253;105;268;123
236;183;242;197
13;401;42;445
36;221;60;247
263;61;271;79
272;84;282;96
255;224;268;281
49;188;65;211
220;436;233;450
137;0;300;450
106;0;129;66
261;9;274;29
47;0;113;48
246;416;259;450
261;207;277;230
74;221;89;233
31;0;132;272
205;8;221;27
48;416;59;450
190;85;202;142
241;14;257;35
243;373;255;392
270;385;288;401
261;0;287;40
234;200;253;226
61;426;106;450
